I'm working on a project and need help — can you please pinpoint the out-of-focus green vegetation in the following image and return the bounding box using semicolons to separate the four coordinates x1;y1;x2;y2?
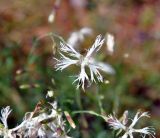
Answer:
0;0;160;137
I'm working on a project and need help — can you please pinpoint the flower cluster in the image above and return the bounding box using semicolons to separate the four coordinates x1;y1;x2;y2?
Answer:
107;111;155;138
67;27;93;48
0;29;156;138
55;35;115;90
0;102;70;138
0;106;12;137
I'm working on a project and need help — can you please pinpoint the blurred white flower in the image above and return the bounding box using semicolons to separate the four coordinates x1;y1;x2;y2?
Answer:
80;27;93;36
0;102;70;138
67;27;93;48
48;0;61;24
105;33;115;54
48;11;55;23
0;106;12;129
107;111;155;138
124;53;129;58
46;90;54;98
0;106;13;138
55;35;115;90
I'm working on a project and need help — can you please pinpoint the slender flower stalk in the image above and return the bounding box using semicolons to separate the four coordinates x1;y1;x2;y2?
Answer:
107;111;156;138
55;35;115;90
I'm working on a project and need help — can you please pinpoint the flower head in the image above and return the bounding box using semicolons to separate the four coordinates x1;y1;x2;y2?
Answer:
0;106;12;129
55;35;115;90
107;111;155;138
0;106;12;137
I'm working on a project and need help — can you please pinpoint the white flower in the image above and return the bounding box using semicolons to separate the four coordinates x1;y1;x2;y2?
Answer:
105;33;115;54
80;27;93;36
0;106;13;137
55;35;115;90
107;111;155;138
0;106;12;129
67;27;93;48
0;102;70;138
107;115;126;130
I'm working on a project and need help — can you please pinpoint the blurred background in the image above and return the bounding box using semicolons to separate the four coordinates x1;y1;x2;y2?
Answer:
0;0;160;137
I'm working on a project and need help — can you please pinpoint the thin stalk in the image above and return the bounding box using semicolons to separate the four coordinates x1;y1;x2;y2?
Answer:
76;90;89;138
95;86;105;115
27;32;65;66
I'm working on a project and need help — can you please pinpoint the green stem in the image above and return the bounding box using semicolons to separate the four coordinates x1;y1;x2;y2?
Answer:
76;90;89;138
27;32;66;66
95;86;104;115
